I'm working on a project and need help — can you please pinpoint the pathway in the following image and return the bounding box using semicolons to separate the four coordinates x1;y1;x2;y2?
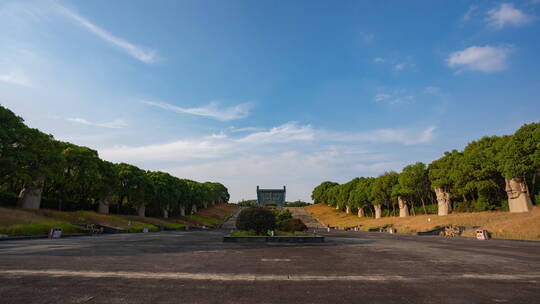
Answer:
220;207;244;229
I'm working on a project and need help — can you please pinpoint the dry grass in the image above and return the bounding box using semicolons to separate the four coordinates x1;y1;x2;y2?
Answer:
0;203;239;236
305;204;540;241
196;203;238;219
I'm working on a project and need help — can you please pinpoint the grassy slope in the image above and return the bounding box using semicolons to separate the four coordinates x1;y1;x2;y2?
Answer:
0;203;238;237
305;203;540;241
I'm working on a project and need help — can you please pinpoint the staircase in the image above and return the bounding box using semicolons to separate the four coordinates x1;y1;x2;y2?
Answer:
286;207;325;229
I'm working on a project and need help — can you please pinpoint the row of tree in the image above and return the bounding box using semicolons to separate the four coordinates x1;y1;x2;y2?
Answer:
0;105;229;217
312;122;539;218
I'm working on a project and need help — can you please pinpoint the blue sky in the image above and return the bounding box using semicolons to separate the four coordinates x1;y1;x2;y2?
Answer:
1;0;539;202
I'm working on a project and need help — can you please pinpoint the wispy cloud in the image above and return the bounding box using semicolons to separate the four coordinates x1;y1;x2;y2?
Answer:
55;4;157;63
393;63;406;72
228;126;265;133
373;57;385;63
463;5;479;21
143;100;251;121
325;126;437;145
447;45;513;73
423;87;441;94
0;72;31;86
486;3;535;29
358;31;374;44
373;91;415;104
67;117;128;129
238;122;314;144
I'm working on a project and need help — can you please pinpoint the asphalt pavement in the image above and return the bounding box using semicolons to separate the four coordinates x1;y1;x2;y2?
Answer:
0;229;539;304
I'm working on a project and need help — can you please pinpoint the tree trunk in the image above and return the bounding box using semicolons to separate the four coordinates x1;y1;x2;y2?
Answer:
335;204;339;210
203;202;208;209
137;204;146;217
180;205;186;216
18;176;45;210
374;204;382;219
162;208;169;218
191;204;197;214
420;197;428;215
345;205;351;214
358;208;364;217
505;178;533;213
398;196;409;218
98;198;110;214
435;188;451;216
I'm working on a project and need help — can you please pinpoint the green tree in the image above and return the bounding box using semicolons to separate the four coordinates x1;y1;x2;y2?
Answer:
311;181;339;204
15;128;63;210
95;160;119;214
116;163;153;216
371;172;399;218
348;177;374;217
397;162;432;215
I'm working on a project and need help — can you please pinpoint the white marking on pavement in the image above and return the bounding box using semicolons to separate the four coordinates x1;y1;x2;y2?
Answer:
0;269;409;281
261;258;291;262
1;270;539;282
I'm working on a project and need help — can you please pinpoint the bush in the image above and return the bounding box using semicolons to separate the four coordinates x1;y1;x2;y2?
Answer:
279;218;307;232
274;209;292;226
236;207;276;234
285;201;310;207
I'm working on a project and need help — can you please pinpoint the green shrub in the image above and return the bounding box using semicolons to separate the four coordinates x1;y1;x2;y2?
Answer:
279;218;307;232
473;199;489;212
236;207;276;234
285;201;310;207
274;209;292;226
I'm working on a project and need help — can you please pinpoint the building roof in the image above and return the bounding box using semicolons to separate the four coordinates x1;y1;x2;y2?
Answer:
257;188;285;192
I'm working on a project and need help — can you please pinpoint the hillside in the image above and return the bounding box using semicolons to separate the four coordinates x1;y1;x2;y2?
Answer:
305;203;540;241
0;204;238;237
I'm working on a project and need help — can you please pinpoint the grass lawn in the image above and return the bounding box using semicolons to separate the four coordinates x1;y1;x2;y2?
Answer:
305;203;540;241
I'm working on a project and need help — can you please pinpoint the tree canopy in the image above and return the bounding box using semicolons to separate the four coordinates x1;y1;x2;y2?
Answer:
0;105;229;217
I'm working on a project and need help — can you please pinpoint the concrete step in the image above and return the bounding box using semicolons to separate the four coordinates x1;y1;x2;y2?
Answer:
285;207;325;229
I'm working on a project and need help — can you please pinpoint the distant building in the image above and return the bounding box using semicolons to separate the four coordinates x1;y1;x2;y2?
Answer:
256;186;286;206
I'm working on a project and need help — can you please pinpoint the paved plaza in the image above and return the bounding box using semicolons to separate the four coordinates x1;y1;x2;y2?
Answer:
1;228;539;304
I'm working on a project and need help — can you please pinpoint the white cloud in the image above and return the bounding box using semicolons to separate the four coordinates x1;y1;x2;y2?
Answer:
393;63;406;71
374;57;385;63
486;3;535;29
359;32;374;44
238;122;314;144
374;93;391;102
326;126;437;145
463;5;479;21
373;91;415;104
447;45;513;73
0;72;31;86
142;100;251;121
67;117;128;129
423;87;441;94
55;4;157;63
100;137;232;163
228;126;265;133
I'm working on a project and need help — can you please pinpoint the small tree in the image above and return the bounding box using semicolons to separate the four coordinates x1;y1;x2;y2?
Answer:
236;207;276;234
